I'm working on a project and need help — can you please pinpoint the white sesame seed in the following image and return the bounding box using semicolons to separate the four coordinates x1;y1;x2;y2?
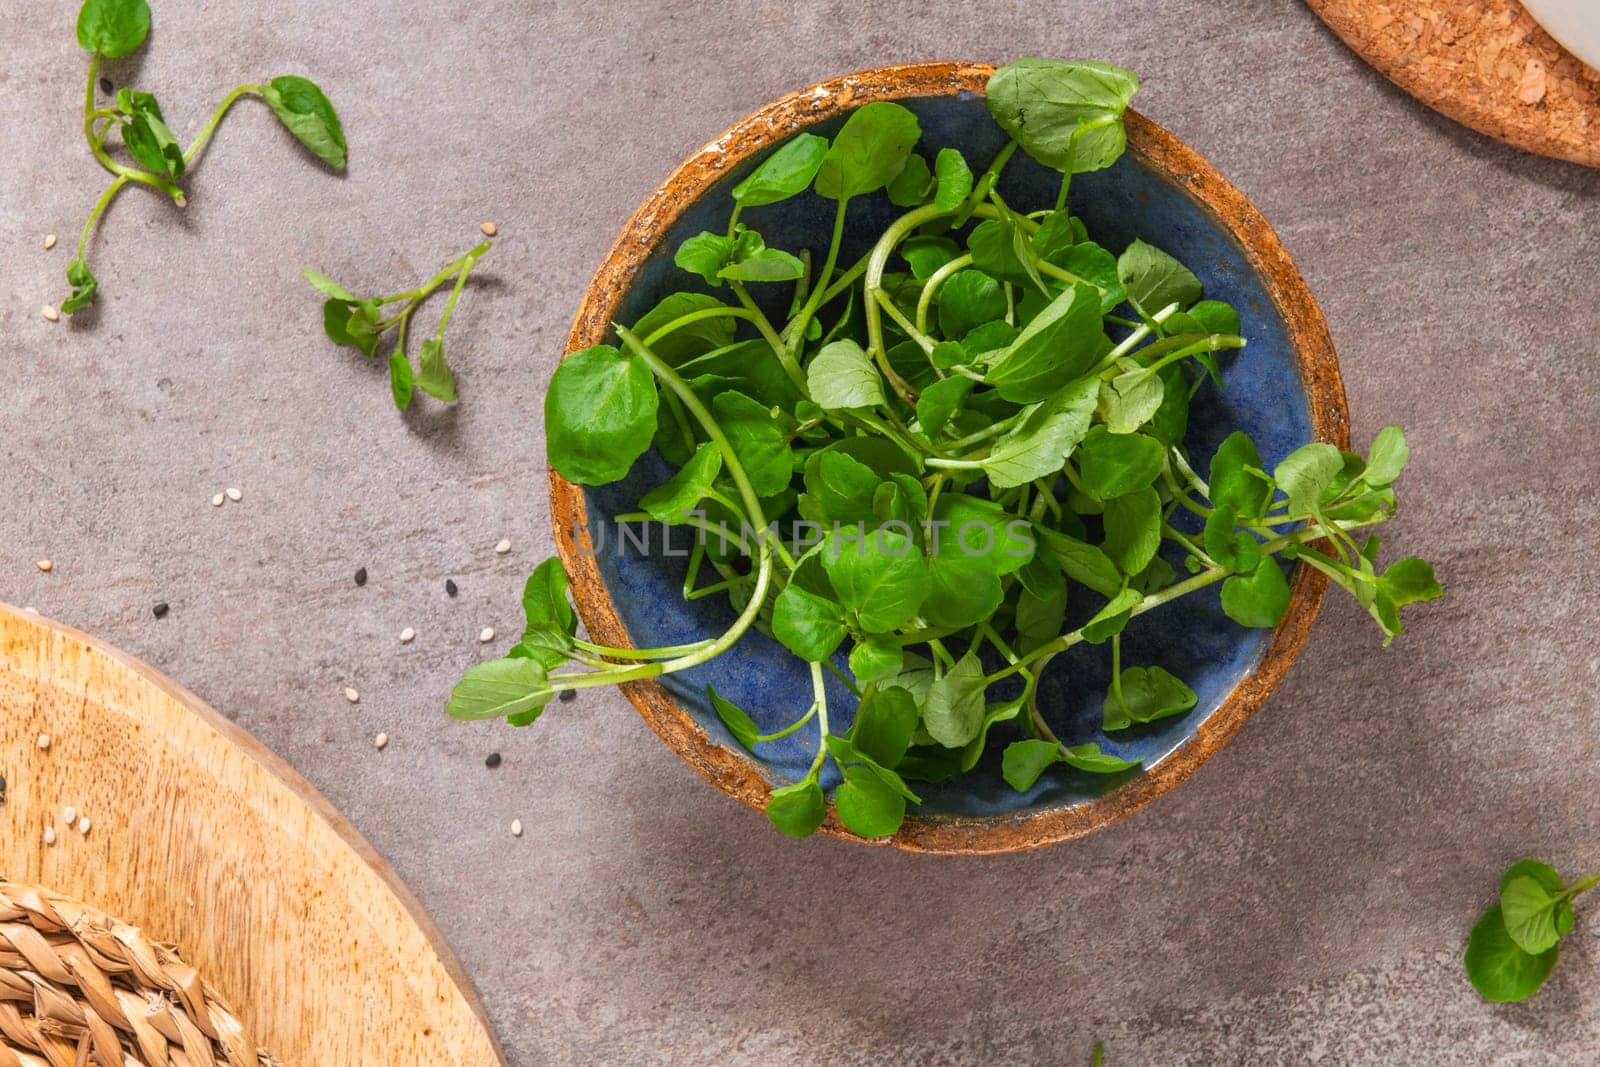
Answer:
62;806;76;825
43;233;57;250
35;560;52;573
479;627;495;643
480;222;498;236
23;606;38;614
374;732;389;750
225;487;242;502
36;734;50;751
399;627;416;644
211;492;225;507
344;687;360;704
495;538;512;554
77;817;90;835
42;306;60;322
43;826;56;846
510;819;523;837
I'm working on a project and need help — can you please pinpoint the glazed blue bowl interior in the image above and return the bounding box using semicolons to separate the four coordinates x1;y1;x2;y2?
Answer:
582;92;1313;819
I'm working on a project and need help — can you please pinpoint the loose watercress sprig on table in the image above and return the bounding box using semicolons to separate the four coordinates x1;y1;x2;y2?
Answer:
1465;858;1600;1001
64;0;344;313
448;57;1442;840
304;241;493;410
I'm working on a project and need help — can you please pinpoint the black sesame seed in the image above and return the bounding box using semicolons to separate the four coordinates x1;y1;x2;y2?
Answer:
445;578;458;597
152;602;169;619
354;567;368;587
558;689;577;703
99;77;113;94
484;752;502;769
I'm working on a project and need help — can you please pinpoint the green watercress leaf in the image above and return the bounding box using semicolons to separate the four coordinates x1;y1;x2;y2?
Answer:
388;351;414;410
823;527;930;633
923;654;987;748
262;75;346;170
934;147;973;211
1464;905;1559;1003
985;284;1101;403
982;376;1100;490
1220;558;1291;629
815;101;922;201
1275;442;1343;515
711;390;792;496
77;0;150;57
416;338;457;401
852;686;919;768
886;153;934;207
1102;665;1197;731
1102;487;1161;575
766;778;827;838
772;584;847;662
985;57;1139;173
1117;239;1201;316
806;339;885;411
834;764;906;837
708;685;761;750
1499;860;1573;955
447;657;552;722
733;132;828;206
545;344;659;485
1075;426;1166;499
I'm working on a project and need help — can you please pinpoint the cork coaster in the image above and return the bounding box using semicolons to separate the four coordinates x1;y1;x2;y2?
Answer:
1307;0;1600;167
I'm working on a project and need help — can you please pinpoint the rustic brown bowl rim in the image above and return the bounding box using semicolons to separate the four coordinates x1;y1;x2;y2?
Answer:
549;61;1349;855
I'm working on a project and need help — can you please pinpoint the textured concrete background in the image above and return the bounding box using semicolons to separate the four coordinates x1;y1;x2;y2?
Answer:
4;1;1600;1063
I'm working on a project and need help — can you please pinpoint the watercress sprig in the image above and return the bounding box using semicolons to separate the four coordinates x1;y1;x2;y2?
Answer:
1465;857;1600;1001
64;0;344;314
447;57;1442;841
305;241;493;409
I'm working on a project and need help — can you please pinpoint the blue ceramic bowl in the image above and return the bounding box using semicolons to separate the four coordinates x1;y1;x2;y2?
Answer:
551;62;1346;853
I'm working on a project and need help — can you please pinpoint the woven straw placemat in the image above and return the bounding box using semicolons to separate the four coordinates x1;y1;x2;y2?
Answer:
1307;0;1600;167
0;881;277;1067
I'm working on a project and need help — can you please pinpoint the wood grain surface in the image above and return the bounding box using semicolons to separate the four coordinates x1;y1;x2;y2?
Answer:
1307;0;1600;167
0;605;505;1067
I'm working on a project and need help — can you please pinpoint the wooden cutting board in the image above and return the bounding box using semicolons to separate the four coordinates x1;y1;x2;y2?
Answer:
1306;0;1600;167
0;604;506;1066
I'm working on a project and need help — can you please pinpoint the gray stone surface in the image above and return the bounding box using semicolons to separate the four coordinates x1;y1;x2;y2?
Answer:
4;1;1600;1062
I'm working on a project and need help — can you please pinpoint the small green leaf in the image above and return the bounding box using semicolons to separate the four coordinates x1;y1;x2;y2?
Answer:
388;351;414;410
852;686;919;769
1363;425;1410;487
630;292;735;365
520;558;576;657
901;235;961;279
923;654;988;748
849;636;904;687
732;132;828;206
1003;739;1062;791
766;778;827;838
1101;487;1161;576
1117;239;1201;316
1036;530;1123;599
823;527;930;633
814;101;922;201
1082;587;1142;644
985;284;1102;403
640;444;722;521
771;584;847;662
416;338;457;401
674;231;734;286
61;259;99;314
1275;442;1343;515
119;98;184;179
262;76;346;170
982;377;1100;490
937;270;1006;340
933;148;973;211
1464;904;1559;1003
1102;665;1197;731
985;58;1139;173
77;0;150;57
806;339;885;411
719;246;805;283
1379;557;1443;607
1220;558;1291;629
1059;742;1140;774
711;391;792;496
1075;426;1166;500
1208;431;1273;516
303;269;354;301
708;685;760;750
834;764;906;837
446;657;552;722
886;153;934;207
1499;861;1569;955
916;376;974;436
545;344;659;486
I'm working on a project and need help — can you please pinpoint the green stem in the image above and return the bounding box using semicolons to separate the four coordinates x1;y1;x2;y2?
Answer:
915;252;974;336
806;661;831;776
786;198;849;360
435;242;492;336
76;175;130;261
83;55;185;202
182;83;264;166
986;514;1392;683
757;702;818;743
729;280;805;389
